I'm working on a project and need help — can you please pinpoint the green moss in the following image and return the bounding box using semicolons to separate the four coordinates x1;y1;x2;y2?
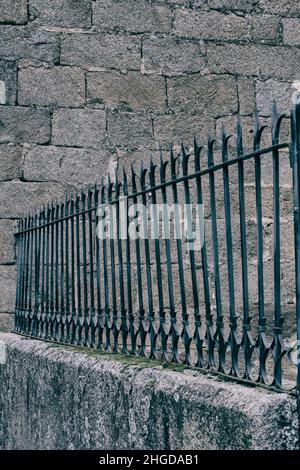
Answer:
49;343;188;372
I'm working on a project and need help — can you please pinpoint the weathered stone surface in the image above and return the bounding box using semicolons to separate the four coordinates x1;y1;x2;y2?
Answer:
61;34;140;70
237;77;256;116
142;37;206;75
29;0;92;28
207;0;258;11
256;79;293;116
93;0;171;33
283;18;300;46
260;0;300;15
174;10;250;40
0;219;15;264
0;333;298;449
154;113;215;147
0;313;14;331
251;15;279;42
0;26;59;63
0;144;22;180
23;145;112;186
0;181;68;218
0;266;16;312
87;71;167;112
0;0;28;24
52;109;106;148
0;107;50;144
0;60;17;105
107;112;155;149
207;44;300;80
18;66;85;107
168;74;238;115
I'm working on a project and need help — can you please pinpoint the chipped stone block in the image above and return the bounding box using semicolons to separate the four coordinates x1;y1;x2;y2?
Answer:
168;74;238;115
87;71;167;112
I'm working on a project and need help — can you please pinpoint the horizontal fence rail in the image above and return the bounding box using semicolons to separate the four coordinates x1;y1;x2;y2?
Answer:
14;102;300;398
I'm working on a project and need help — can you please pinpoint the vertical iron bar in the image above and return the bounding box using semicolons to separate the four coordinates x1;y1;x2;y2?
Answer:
108;180;119;352
160;151;178;363
19;217;26;333
14;221;22;332
253;112;268;383
236;119;252;379
221;130;238;376
115;177;127;353
27;214;34;335
123;170;134;354
272;103;284;388
65;198;70;343
194;139;214;369
181;145;199;366
149;160;166;361
88;188;96;348
170;149;188;359
70;198;76;344
39;208;46;338
24;215;31;334
101;183;111;351
54;204;60;341
292;101;300;425
140;164;154;358
131;166;144;355
208;138;225;372
75;194;83;345
94;184;103;350
49;204;55;339
59;202;65;342
45;205;50;340
81;191;89;346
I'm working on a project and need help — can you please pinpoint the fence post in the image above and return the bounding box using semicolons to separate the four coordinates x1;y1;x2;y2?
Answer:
292;102;300;433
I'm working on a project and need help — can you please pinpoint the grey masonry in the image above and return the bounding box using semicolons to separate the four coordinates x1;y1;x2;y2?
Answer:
0;0;299;329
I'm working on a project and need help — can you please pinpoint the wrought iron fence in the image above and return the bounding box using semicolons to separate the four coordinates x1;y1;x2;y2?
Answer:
14;102;300;399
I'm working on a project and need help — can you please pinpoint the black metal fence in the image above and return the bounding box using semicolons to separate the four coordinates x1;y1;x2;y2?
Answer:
14;102;300;399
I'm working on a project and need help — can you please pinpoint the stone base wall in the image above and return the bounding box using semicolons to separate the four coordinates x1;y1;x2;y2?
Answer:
0;1;299;328
0;332;298;450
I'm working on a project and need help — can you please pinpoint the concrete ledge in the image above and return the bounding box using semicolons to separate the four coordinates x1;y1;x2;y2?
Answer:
0;332;298;450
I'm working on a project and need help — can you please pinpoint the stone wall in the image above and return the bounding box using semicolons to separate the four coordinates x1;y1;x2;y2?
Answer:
0;332;298;450
0;0;299;329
